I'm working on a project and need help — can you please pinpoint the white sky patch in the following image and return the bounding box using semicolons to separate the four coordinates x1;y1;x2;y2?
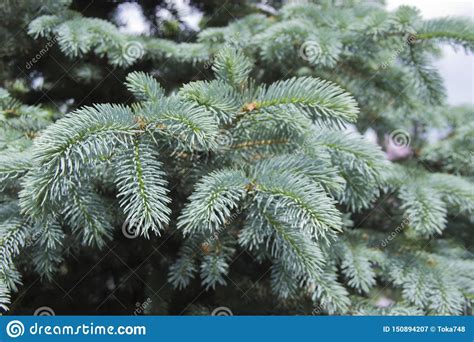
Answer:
115;2;151;35
31;75;44;90
156;7;174;21
166;0;203;31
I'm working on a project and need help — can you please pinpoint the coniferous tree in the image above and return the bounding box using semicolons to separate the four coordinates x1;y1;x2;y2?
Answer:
1;0;473;315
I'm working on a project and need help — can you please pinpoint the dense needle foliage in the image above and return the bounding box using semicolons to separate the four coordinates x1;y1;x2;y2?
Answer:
1;0;473;315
